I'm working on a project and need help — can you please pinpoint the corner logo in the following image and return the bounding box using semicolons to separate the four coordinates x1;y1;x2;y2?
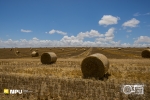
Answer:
4;89;9;94
4;89;22;94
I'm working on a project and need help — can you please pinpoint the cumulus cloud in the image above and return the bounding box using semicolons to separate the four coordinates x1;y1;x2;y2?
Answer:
49;29;67;35
122;18;140;28
95;28;116;46
21;29;32;33
99;15;120;26
76;29;104;40
134;36;150;44
105;27;115;37
0;28;118;47
1;29;150;48
121;43;131;47
32;37;39;41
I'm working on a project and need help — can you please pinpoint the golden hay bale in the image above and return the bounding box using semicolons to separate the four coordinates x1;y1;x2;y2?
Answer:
31;51;39;57
41;52;57;64
102;48;104;50
10;49;12;51
118;48;121;50
81;53;109;79
35;49;38;51
141;49;150;58
16;51;20;54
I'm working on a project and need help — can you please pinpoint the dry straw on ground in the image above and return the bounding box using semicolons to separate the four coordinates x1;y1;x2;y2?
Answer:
141;49;150;58
81;53;109;79
31;51;39;57
30;48;32;51
41;52;57;64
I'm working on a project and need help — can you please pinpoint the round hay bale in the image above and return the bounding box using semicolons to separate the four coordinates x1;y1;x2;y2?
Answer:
35;49;38;51
16;51;20;54
102;48;104;50
41;52;57;64
141;49;150;58
31;51;39;57
118;48;121;50
10;49;12;51
81;53;109;79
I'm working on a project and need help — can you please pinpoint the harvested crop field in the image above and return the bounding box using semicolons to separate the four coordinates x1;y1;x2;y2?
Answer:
0;47;150;100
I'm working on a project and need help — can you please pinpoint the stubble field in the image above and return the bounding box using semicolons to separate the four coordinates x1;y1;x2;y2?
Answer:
0;47;150;100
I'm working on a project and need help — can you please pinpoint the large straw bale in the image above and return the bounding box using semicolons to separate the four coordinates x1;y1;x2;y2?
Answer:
41;52;57;64
141;49;150;58
81;53;109;79
16;51;20;54
118;48;121;50
31;51;39;57
102;48;104;50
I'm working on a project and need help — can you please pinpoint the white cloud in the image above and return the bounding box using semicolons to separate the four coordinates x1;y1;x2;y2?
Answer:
126;30;132;32
122;18;140;28
133;12;141;16
133;12;150;16
32;37;39;41
77;29;104;40
105;27;115;37
0;28;119;47
99;15;120;26
1;29;150;48
121;43;131;47
134;36;150;44
49;29;67;35
21;29;32;33
144;12;150;15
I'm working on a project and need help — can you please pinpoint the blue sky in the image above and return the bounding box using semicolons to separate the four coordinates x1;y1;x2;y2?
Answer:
0;0;150;47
